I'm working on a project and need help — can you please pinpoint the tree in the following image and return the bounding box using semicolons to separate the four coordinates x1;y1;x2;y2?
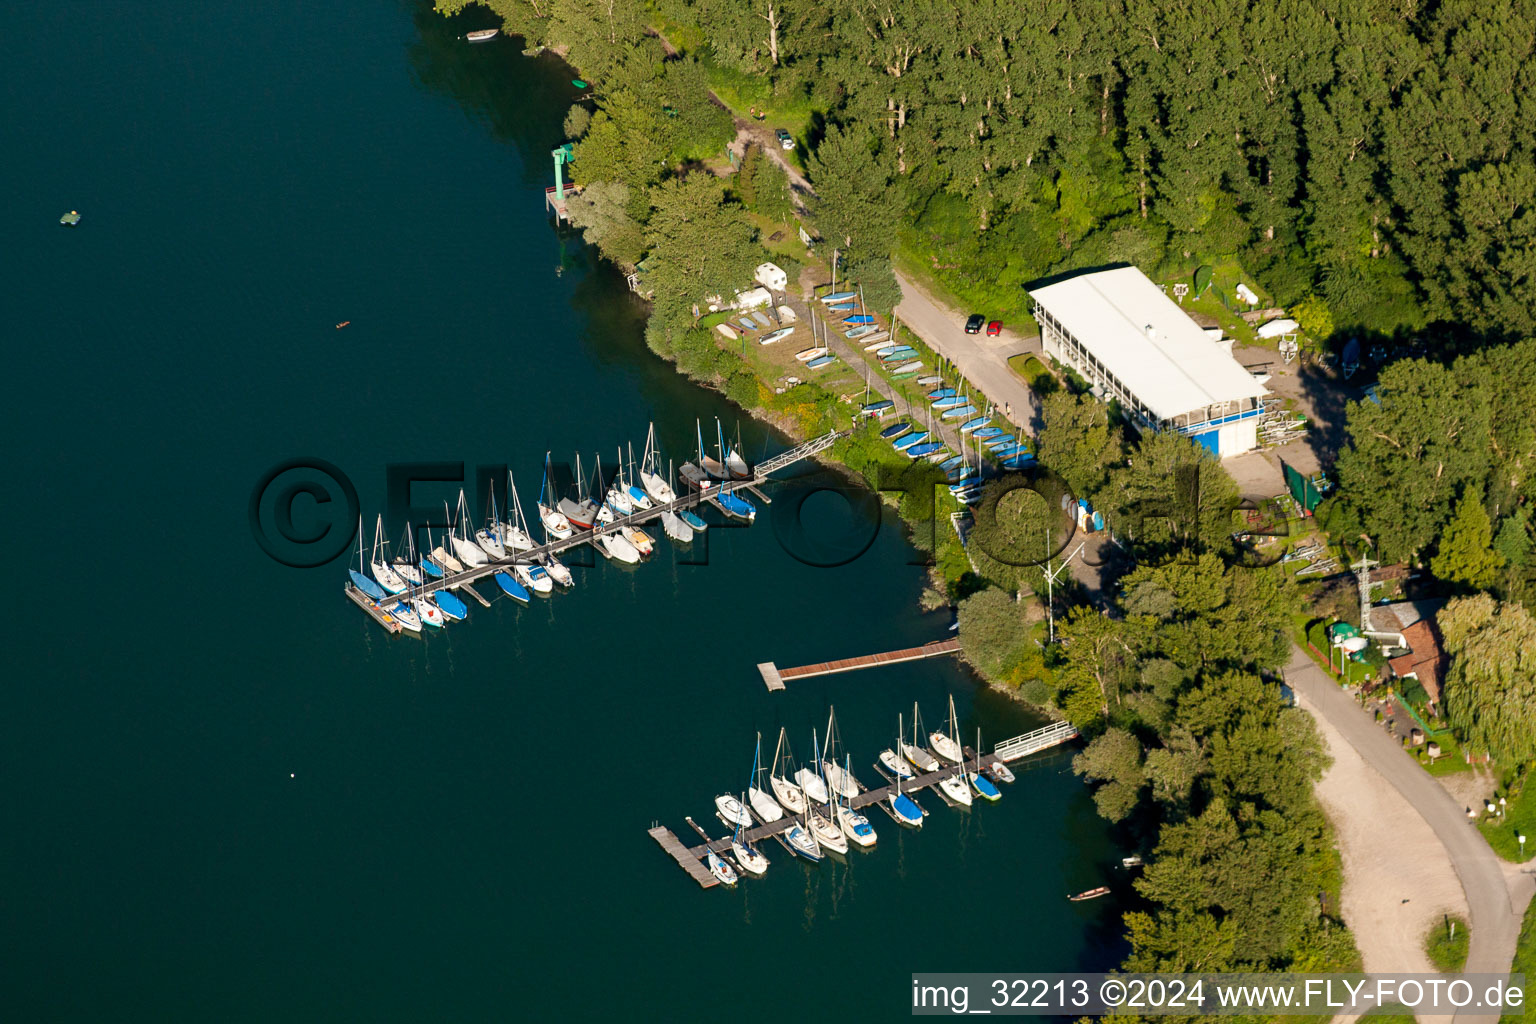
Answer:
1440;593;1536;762
563;104;591;140
1037;391;1122;500
565;181;645;266
957;587;1033;681
807;124;901;262
1432;490;1503;590
641;176;761;320
1098;431;1239;559
1073;728;1145;822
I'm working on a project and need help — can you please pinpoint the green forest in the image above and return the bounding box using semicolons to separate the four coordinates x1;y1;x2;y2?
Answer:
442;0;1536;343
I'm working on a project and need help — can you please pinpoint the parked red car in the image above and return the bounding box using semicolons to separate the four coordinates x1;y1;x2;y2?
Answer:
986;320;1003;336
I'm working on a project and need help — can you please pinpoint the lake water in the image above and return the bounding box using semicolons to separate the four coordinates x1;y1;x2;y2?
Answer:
1;1;1125;1018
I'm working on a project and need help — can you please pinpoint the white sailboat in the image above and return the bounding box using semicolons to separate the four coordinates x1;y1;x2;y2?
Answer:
887;747;925;828
390;523;425;586
431;504;466;572
594;529;641;564
903;702;941;773
768;727;808;815
501;471;536;552
807;759;849;855
537;452;574;540
540;552;574;588
746;732;784;823
622;443;654;510
795;730;832;805
639;422;678;504
820;706;860;800
879;712;917;780
512;561;554;595
475;486;508;560
389;599;422;633
835;756;876;847
411;592;445;629
929;694;965;763
450;491;490;567
369;515;408;594
936;699;973;805
660;509;693;543
707;849;738;887
783;820;822;862
732;807;770;877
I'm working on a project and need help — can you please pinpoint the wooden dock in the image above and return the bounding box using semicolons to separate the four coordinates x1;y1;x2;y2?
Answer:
648;825;717;888
757;637;962;689
346;430;847;634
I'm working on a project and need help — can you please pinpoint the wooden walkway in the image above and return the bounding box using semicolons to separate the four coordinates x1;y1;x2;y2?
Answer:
648;825;717;888
348;430;847;633
757;637;962;689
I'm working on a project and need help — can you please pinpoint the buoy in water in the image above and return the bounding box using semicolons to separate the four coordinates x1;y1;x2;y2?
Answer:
59;210;81;226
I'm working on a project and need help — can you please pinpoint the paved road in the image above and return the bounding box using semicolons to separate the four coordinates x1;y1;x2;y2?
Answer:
1286;644;1528;1023
893;271;1043;436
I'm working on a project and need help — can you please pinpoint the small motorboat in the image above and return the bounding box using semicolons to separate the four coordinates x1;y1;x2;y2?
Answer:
879;749;915;779
492;571;530;603
465;28;499;42
783;822;822;861
60;210;82;226
837;805;877;847
1122;855;1144;869
759;326;795;345
540;553;574;588
732;839;769;876
715;793;752;829
334;320;350;329
433;589;469;621
1068;886;1111;902
707;850;739;886
623;526;654;557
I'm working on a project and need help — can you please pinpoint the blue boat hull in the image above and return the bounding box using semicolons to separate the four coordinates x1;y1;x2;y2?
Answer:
843;314;875;325
493;571;530;603
893;432;928;451
891;793;924;826
679;509;707;531
880;422;911;439
418;559;444;579
433;590;469;620
349;570;386;602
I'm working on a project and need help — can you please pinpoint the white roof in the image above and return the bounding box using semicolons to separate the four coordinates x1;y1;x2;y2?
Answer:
1030;267;1268;421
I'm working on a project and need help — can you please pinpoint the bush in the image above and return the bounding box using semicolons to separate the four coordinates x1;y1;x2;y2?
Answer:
1425;916;1469;972
958;587;1034;683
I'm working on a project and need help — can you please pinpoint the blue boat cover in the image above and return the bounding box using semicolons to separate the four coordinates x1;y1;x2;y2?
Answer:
819;291;857;303
908;442;946;458
862;400;895;413
960;417;990;433
843;314;876;324
972;427;1004;438
939;455;967;471
985;435;1017;448
680;509;707;531
433;590;468;619
891;793;923;822
825;302;855;311
880;422;911;439
737;319;756;331
806;355;836;368
493;571;529;602
717;492;755;518
893;431;928;450
941;405;978;420
973;773;1002;799
349;570;386;601
927;388;957;399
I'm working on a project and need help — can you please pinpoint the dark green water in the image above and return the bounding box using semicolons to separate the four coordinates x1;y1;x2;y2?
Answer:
3;2;1123;1018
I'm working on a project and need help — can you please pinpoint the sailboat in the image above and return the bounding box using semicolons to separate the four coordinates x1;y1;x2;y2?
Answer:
707;849;739;887
746;733;784;823
410;589;445;629
431;505;466;573
450;491;490;567
724;425;750;479
936;701;973;806
638;424;678;504
390;524;425;586
888;759;924;827
590;456;617;527
348;516;387;601
782;819;822;862
795;308;829;363
512;561;554;595
475;486;508;560
539;551;574;588
623;443;654;509
702;419;730;479
502;472;536;552
432;587;469;621
660;509;693;543
903;703;941;772
492;568;530;603
714;482;756;522
806;760;849;855
388;599;422;633
416;525;445;579
835;756;876;847
557;454;598;531
879;713;917;780
537;453;574;539
678;421;717;493
970;728;1003;801
795;730;831;805
369;515;408;594
605;453;636;515
731;801;770;877
621;523;654;557
768;728;808;815
930;695;965;763
820;707;860;800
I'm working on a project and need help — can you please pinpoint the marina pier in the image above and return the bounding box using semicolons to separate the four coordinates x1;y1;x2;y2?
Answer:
757;638;963;691
650;720;1080;888
345;429;846;627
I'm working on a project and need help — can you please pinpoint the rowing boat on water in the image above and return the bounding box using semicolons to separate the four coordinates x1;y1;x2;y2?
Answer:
465;28;498;41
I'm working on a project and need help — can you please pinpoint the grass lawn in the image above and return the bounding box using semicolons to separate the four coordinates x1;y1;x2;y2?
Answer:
1505;896;1536;1023
1480;772;1536;863
1364;1009;1418;1024
1425;914;1470;971
1007;353;1056;396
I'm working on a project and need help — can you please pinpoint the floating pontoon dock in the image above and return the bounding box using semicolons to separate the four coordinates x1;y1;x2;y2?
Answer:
649;720;1079;887
757;637;962;690
348;430;846;632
